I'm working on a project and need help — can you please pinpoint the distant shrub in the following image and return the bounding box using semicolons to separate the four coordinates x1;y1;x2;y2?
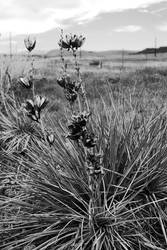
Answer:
89;59;101;66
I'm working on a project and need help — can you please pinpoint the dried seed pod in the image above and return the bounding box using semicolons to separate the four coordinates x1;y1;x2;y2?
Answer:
87;153;101;165
71;111;91;127
87;153;103;175
46;133;55;145
24;95;48;122
67;112;91;141
24;36;36;52
70;34;86;50
58;39;71;50
67;122;84;141
66;131;83;141
57;74;80;92
64;89;78;104
57;76;66;88
19;76;33;89
58;34;85;51
82;130;97;148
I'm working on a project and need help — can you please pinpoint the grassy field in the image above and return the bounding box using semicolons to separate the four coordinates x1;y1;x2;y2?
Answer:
1;42;167;249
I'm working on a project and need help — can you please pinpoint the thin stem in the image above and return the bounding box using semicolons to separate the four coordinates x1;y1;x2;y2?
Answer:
72;49;82;113
60;29;66;74
72;49;90;113
40;118;57;167
28;51;35;98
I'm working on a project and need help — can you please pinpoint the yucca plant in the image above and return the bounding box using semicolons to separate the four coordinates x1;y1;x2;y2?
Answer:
0;97;44;154
1;97;167;249
0;36;49;156
1;32;167;250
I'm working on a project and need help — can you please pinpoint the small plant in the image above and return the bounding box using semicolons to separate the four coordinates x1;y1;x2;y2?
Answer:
19;35;37;97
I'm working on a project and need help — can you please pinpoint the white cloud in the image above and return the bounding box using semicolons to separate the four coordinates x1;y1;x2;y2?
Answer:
151;7;167;14
0;19;60;35
75;0;163;22
0;0;162;35
113;25;142;32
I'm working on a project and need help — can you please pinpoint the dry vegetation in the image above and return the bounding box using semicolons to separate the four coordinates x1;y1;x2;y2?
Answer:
1;33;167;250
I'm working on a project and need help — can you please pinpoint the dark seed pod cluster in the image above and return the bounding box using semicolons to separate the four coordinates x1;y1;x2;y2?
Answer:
67;112;97;148
64;89;78;104
57;32;98;149
82;130;97;148
67;112;90;140
87;153;103;175
57;74;81;104
58;34;85;51
70;111;91;127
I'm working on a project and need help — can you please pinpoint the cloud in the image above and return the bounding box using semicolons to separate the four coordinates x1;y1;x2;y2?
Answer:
0;19;60;35
75;0;164;22
151;7;167;14
113;25;142;32
0;0;163;35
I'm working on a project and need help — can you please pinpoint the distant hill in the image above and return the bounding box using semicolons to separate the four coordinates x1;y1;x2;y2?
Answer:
137;46;167;54
45;49;135;58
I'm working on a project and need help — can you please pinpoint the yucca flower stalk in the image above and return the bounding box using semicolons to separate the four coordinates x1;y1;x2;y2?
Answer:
70;35;89;113
74;50;89;113
58;30;79;109
23;36;37;97
58;30;88;112
57;31;89;120
59;29;67;74
58;32;104;234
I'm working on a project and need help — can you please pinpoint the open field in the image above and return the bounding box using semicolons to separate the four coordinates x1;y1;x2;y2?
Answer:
6;50;167;77
1;47;167;249
4;51;167;112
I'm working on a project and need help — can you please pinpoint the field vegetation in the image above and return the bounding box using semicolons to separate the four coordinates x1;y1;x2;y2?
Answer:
1;33;167;249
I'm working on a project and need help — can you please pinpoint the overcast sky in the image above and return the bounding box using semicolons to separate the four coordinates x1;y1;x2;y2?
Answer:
1;0;167;52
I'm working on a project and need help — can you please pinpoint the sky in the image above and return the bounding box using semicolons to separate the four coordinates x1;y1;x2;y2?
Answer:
1;0;167;52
